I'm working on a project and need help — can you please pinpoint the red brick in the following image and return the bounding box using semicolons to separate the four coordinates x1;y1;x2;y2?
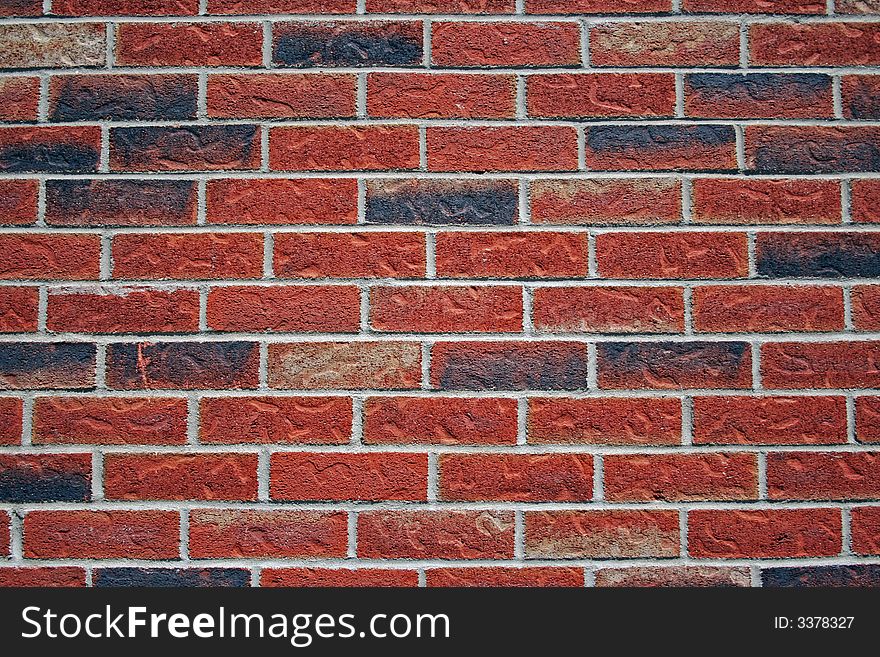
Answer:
261;568;419;587
751;23;880;66
851;179;880;223
208;73;356;119
270;126;419;171
527;0;669;11
201;396;352;445
440;453;592;501
683;0;823;12
47;288;200;334
693;285;844;332
0;126;101;173
585;125;737;171
526;510;680;558
0;286;37;332
605;453;758;502
371;285;522;333
112;233;263;280
116;22;263;66
431;21;581;67
693;395;847;446
691;178;841;225
591;22;740;66
358;510;514;559
841;75;880;119
53;0;199;14
533;286;684;333
0;76;38;121
528;397;681;445
427;567;583;587
857;396;880;443
0;398;22;445
0;180;37;225
0;0;41;16
0;453;91;502
768;452;880;501
274;232;425;279
428;127;578;172
0;234;100;280
207;285;360;333
528;73;675;118
212;0;356;12
370;0;513;10
110;125;260;172
189;509;347;558
0;567;87;587
597;232;748;279
762;342;880;389
837;0;880;11
33;397;188;445
854;286;880;331
595;566;751;587
688;509;842;558
269;341;422;390
685;73;833;119
530;178;681;226
271;452;427;501
208;178;357;226
852;507;880;555
0;512;6;556
368;73;515;119
435;232;587;278
104;453;258;501
364;396;518;445
24;510;179;559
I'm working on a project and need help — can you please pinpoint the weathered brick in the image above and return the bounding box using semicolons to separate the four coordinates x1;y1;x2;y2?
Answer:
371;0;513;10
369;73;515;119
762;565;880;587
533;286;684;333
46;180;197;227
435;232;588;278
591;21;740;66
837;0;880;11
528;73;676;118
427;567;583;587
116;22;262;66
762;341;880;388
431;21;580;67
857;396;880;443
757;232;880;278
0;568;87;587
208;178;358;225
852;179;880;224
747;126;880;173
47;288;200;334
0;126;100;173
0;76;39;121
212;0;356;12
207;73;356;119
691;178;841;225
112;233;263;280
110;125;260;172
751;22;880;66
0;23;105;69
685;73;832;118
0;342;96;390
684;0;823;11
0;286;37;332
273;21;423;67
842;75;880;119
0;0;41;16
693;285;844;332
596;566;751;587
271;126;419;171
53;0;199;14
597;232;748;279
0;397;22;445
428;126;579;172
50;74;198;121
0;180;37;225
854;287;880;332
0;234;100;280
852;507;880;555
261;568;419;587
93;568;250;587
768;452;880;501
274;232;425;278
585;125;737;171
0;453;90;502
528;0;669;11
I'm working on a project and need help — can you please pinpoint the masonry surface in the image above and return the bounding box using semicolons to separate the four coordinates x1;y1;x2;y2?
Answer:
0;0;879;589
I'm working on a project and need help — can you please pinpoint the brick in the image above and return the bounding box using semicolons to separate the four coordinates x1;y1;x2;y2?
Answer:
597;232;748;279
427;567;583;587
431;21;580;67
528;0;669;11
428;126;579;172
364;396;518;445
0;76;39;121
370;285;523;333
0;568;87;587
852;179;880;223
837;0;880;10
271;452;427;501
53;0;199;14
0;512;6;556
686;73;832;119
207;178;357;226
112;233;263;280
435;232;587;278
50;74;197;121
273;21;423;67
585;125;737;171
598;341;752;390
857;397;880;443
0;0;41;16
200;396;352;445
212;0;356;12
189;509;347;558
693;285;844;332
369;73;515;119
0;342;96;390
751;22;880;66
104;453;258;501
46;180;197;227
93;568;249;587
207;73;356;119
273;232;425;279
270;126;419;171
47;288;200;334
530;179;681;226
762;341;880;389
746;126;880;173
110;125;260;172
684;0;823;11
0;398;22;445
0;453;90;502
365;179;518;226
533;286;684;333
107;341;259;390
604;453;758;501
688;509;842;558
262;568;419;587
268;341;422;390
207;285;360;332
842;75;880;119
693;395;847;445
526;510;680;558
0;180;37;225
439;454;593;501
596;567;751;587
0;234;100;280
24;510;179;559
757;232;880;278
431;341;589;391
116;22;262;66
691;178;841;225
768;452;880;501
854;287;880;332
852;507;880;555
528;397;682;445
762;565;880;587
0;286;37;332
33;397;188;445
0;126;100;173
358;510;514;559
591;22;739;67
370;0;513;10
0;23;105;69
528;73;676;119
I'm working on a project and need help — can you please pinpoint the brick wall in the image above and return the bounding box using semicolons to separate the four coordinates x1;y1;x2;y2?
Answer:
0;0;879;589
